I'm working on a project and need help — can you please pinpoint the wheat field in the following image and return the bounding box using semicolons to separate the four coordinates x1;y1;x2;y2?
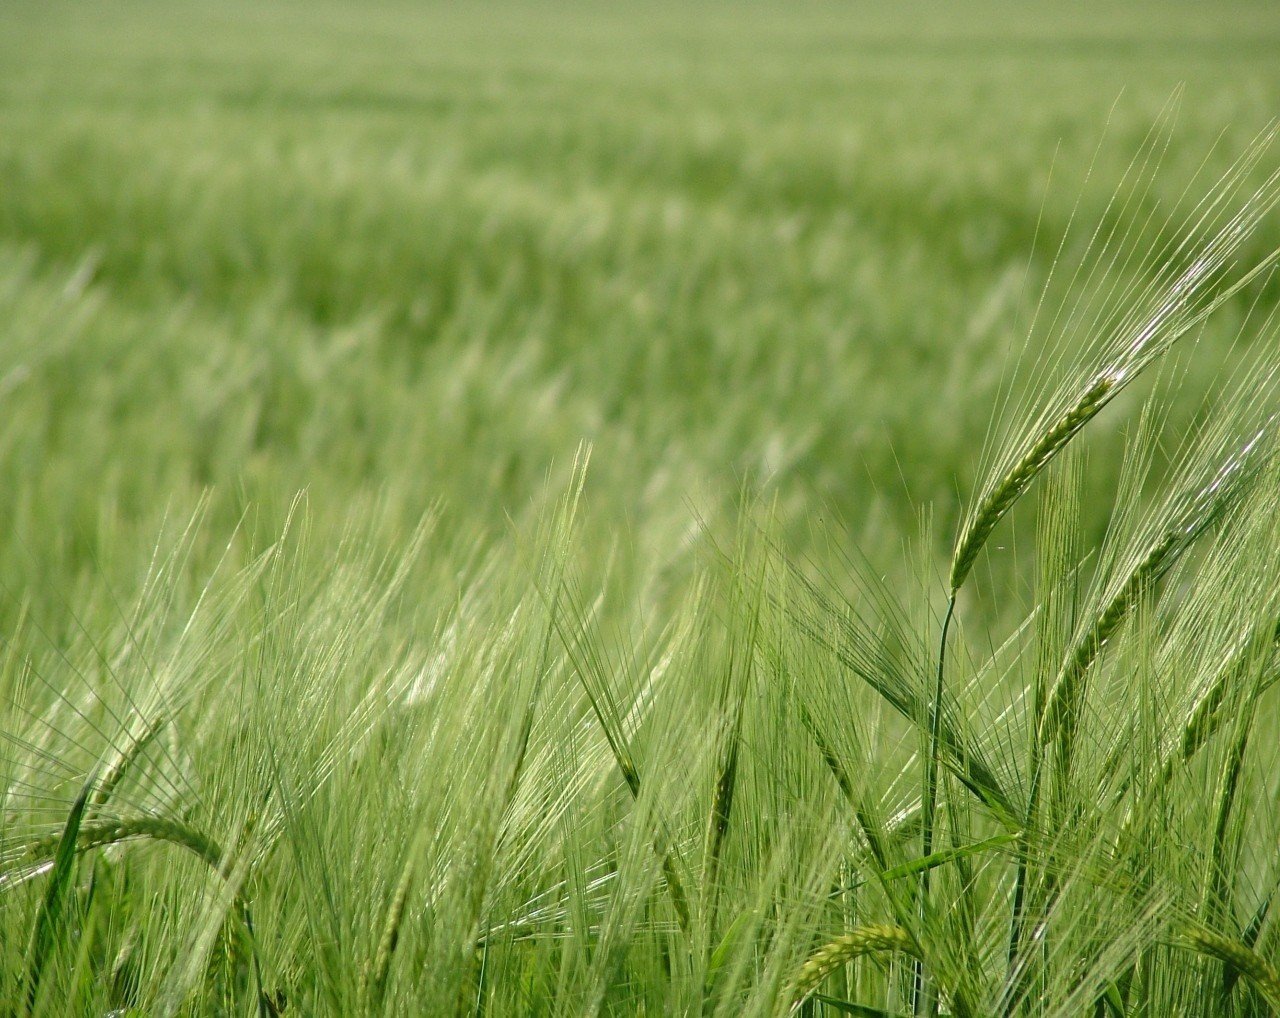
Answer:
3;2;1280;1015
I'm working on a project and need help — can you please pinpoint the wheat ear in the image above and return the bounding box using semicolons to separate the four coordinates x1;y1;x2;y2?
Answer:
1168;638;1279;783
359;858;414;1013
12;812;272;1012
1182;927;1280;1011
952;373;1117;593
89;713;169;811
1041;424;1273;750
952;139;1280;596
787;924;917;1013
16;815;223;872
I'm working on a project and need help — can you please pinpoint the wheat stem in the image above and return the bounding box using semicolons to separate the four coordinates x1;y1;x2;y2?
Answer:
914;595;956;1018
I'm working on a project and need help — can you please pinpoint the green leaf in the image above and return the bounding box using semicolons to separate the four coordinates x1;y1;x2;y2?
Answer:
708;907;756;981
23;777;93;1017
813;994;906;1017
880;833;1018;881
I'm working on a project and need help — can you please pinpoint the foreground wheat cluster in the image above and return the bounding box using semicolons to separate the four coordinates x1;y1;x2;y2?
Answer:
6;112;1280;1014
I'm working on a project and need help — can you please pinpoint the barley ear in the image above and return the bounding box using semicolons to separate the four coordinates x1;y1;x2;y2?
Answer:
952;128;1280;595
1166;631;1279;784
1042;422;1275;752
787;924;918;1013
90;712;168;811
361;856;416;1014
16;815;224;873
952;373;1115;594
13;813;271;1014
1181;927;1280;1011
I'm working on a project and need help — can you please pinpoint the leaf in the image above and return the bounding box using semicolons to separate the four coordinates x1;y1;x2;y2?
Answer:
707;907;756;982
813;995;906;1017
880;833;1018;882
23;777;93;1016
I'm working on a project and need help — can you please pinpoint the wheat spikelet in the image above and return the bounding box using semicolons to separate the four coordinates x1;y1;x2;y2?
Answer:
361;857;416;1011
89;713;168;811
952;374;1115;594
1183;927;1280;1010
787;923;917;1012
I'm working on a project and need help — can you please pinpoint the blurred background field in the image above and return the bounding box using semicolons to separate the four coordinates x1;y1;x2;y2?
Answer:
2;0;1279;607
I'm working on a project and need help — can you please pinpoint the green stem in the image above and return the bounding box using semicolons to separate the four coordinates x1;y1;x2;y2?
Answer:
914;595;956;1018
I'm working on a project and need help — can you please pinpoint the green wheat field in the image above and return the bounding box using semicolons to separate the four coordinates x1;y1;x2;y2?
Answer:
4;2;1280;1014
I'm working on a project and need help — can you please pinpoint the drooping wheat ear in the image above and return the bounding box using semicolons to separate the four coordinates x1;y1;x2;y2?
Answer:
952;372;1117;594
1181;927;1280;1011
16;815;223;873
13;813;275;1014
787;924;918;1013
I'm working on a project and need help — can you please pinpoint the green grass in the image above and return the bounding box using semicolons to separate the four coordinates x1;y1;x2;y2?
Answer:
3;1;1280;1014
